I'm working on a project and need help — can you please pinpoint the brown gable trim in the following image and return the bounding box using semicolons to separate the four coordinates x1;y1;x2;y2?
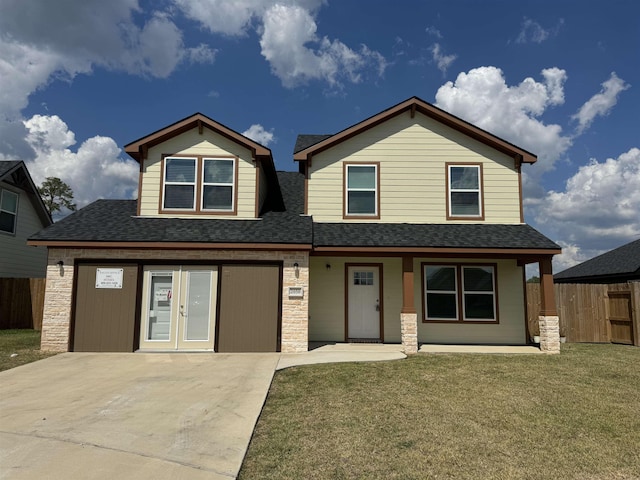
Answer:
27;240;312;251
124;113;272;163
293;97;537;165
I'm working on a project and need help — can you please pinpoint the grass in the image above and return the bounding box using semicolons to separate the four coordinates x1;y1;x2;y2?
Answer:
0;329;57;372
240;344;640;480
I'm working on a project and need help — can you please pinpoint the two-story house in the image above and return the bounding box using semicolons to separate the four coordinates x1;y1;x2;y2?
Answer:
29;97;561;354
1;161;52;278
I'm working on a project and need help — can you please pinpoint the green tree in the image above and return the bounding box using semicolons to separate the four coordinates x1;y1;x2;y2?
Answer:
38;177;76;215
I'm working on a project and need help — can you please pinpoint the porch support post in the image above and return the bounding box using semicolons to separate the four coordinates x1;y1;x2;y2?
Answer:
538;256;560;354
401;256;418;354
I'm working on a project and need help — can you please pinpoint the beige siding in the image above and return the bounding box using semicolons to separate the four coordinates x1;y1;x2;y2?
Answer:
416;258;526;345
0;183;48;277
308;256;402;343
139;128;258;219
307;111;521;224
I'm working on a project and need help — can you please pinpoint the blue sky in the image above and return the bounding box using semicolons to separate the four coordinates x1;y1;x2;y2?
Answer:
1;0;638;272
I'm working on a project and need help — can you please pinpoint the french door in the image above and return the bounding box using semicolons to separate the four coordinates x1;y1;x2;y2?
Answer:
139;266;218;350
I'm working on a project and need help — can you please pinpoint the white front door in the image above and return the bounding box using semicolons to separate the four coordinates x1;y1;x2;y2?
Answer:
139;266;218;351
347;265;381;340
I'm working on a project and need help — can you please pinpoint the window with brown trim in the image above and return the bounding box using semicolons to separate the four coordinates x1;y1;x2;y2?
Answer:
344;163;379;218
422;263;498;323
161;156;236;214
447;164;483;219
0;188;19;234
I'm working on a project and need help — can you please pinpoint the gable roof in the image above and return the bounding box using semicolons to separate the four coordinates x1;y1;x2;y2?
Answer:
0;160;52;227
28;172;311;248
554;238;640;283
293;96;537;165
124;112;272;162
124;112;285;212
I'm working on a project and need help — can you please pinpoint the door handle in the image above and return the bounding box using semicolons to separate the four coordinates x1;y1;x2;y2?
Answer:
375;299;380;312
180;305;185;317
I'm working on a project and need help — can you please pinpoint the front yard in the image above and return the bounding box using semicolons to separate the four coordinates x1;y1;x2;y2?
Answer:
0;329;56;372
240;344;640;479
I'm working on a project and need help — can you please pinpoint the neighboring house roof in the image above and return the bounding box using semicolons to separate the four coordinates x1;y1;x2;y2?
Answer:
554;239;640;283
0;160;52;227
293;96;537;165
313;223;560;254
28;172;311;248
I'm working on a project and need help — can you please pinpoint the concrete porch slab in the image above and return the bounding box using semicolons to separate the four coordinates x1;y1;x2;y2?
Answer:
419;344;543;354
277;342;406;370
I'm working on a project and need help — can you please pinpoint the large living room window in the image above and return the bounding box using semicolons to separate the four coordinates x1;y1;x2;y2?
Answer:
447;164;483;219
0;188;18;234
162;156;236;213
344;163;379;218
423;263;497;323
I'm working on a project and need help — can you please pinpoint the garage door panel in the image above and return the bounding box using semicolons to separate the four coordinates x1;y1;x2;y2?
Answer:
217;265;280;353
73;265;139;352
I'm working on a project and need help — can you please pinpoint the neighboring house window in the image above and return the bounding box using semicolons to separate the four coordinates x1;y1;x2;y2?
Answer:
163;157;196;210
447;164;483;219
423;263;497;323
202;158;234;211
162;156;236;213
345;163;379;217
0;188;18;234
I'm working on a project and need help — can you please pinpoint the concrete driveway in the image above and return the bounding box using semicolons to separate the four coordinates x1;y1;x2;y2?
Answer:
0;352;279;480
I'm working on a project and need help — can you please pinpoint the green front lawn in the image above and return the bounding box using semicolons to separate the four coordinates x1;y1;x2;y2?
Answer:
0;329;57;372
240;344;640;480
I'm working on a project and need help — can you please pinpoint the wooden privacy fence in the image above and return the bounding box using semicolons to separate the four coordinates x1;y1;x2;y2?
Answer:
0;278;46;330
527;282;639;346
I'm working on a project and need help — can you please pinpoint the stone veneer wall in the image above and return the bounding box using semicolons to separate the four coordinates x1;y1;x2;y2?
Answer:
538;315;560;354
41;248;309;353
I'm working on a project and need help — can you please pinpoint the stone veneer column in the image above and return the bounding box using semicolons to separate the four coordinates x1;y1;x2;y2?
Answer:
279;252;310;353
40;249;74;352
400;313;418;354
539;315;560;354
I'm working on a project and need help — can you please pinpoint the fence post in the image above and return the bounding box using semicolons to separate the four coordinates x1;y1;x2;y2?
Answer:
629;281;640;347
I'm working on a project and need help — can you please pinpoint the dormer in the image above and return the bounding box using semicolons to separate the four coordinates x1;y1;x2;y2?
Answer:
125;113;282;219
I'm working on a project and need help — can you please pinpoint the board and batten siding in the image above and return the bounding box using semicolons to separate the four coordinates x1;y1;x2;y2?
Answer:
0;182;48;277
307;111;522;224
416;258;526;345
138;128;258;219
308;256;402;343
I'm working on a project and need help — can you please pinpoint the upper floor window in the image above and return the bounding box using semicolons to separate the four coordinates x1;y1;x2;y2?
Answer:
447;164;483;219
344;163;379;218
0;188;18;234
162;156;235;213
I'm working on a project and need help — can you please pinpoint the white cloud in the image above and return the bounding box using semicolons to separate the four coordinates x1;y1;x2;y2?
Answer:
259;4;386;88
425;26;443;39
435;66;572;176
0;0;214;161
242;124;275;146
536;148;640;252
23;115;138;214
571;73;630;134
430;43;457;75
516;18;549;44
552;241;592;273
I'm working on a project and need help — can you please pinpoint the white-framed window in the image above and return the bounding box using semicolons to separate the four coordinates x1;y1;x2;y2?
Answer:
163;157;196;210
448;164;482;218
345;164;378;216
0;188;18;234
423;264;497;323
202;158;234;211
